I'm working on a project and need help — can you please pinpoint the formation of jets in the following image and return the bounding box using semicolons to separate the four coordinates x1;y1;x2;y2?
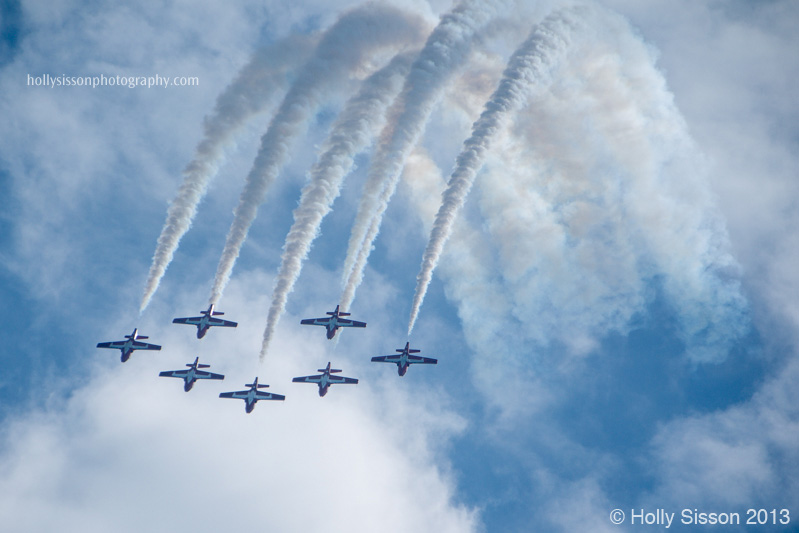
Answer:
97;305;438;413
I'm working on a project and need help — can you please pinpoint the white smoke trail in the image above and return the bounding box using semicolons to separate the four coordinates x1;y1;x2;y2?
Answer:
494;8;748;363
208;4;424;307
421;2;751;420
407;8;585;335
138;36;315;313
338;0;506;313
258;52;415;360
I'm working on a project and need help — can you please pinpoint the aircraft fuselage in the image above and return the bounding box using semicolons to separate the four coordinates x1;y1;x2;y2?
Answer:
393;351;411;376
183;368;197;391
326;323;339;339
317;373;331;396
244;389;259;413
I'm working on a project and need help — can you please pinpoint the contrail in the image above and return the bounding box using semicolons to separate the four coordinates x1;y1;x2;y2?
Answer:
138;36;315;313
407;8;584;335
258;52;415;360
208;4;424;307
339;0;505;313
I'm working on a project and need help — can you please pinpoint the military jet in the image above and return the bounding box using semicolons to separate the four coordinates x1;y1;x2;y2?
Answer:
371;342;437;376
159;357;225;392
300;305;366;339
292;361;358;397
219;377;285;413
96;328;161;363
173;304;237;339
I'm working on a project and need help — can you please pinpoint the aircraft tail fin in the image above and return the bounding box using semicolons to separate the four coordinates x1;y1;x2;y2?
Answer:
198;364;211;369
212;311;224;316
328;305;350;317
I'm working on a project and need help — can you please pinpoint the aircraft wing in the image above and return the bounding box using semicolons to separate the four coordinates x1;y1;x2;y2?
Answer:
206;317;237;328
159;369;189;378
97;340;161;351
406;355;437;365
194;369;225;380
219;390;250;399
131;340;161;351
172;316;203;326
159;369;224;380
328;375;358;385
372;354;436;364
372;355;401;363
337;318;366;328
97;340;127;349
292;374;323;383
300;317;331;326
254;390;285;401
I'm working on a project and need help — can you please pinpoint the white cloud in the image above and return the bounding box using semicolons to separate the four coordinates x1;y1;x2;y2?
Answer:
0;272;477;533
647;356;799;511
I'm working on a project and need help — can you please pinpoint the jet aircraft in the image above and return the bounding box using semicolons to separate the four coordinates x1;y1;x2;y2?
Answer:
96;328;161;363
173;304;237;339
300;305;366;339
371;342;437;376
292;362;358;397
219;377;285;413
159;357;225;392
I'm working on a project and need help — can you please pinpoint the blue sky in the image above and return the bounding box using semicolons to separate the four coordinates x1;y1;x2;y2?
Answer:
1;0;798;531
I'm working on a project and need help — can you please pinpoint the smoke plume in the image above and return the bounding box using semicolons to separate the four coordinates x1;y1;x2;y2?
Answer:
407;8;585;334
259;52;415;360
208;4;424;307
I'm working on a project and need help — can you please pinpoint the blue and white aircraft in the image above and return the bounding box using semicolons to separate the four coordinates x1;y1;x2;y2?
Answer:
292;362;359;397
371;342;437;376
96;328;161;363
300;305;366;339
159;357;225;392
219;377;285;413
173;304;237;339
